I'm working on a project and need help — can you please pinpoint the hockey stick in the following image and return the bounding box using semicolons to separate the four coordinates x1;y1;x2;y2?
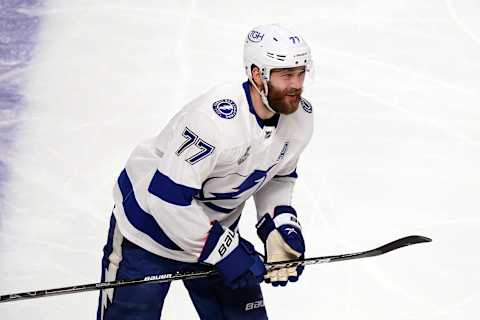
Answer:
0;235;431;303
267;235;432;270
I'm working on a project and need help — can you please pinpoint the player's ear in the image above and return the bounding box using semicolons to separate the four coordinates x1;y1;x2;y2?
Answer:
251;65;263;89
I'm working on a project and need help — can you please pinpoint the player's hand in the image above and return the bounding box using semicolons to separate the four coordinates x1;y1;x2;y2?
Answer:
199;221;265;289
256;205;305;287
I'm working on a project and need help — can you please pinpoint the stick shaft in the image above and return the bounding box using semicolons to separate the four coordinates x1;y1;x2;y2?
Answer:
0;235;431;303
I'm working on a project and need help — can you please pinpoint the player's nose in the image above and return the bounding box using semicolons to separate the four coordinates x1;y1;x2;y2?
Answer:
289;74;304;90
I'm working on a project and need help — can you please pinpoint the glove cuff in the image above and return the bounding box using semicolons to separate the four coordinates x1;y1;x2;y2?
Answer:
256;205;301;243
256;213;276;243
199;221;239;264
199;221;263;284
273;205;297;218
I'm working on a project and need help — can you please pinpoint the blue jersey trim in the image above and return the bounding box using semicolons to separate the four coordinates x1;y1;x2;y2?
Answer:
202;201;236;213
118;170;184;251
274;168;298;179
148;170;199;206
242;81;265;129
103;213;117;261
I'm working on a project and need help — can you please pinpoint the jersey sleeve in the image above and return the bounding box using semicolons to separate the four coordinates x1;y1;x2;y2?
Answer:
254;98;314;220
115;110;223;261
253;155;299;220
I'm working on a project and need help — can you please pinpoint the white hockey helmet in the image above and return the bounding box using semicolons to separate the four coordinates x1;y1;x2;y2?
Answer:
243;24;313;82
243;24;313;112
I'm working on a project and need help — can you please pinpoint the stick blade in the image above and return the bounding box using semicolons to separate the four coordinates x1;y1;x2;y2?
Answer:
375;235;432;255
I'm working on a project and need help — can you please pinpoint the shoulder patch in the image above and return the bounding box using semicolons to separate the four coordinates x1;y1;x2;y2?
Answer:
301;98;313;114
213;99;237;119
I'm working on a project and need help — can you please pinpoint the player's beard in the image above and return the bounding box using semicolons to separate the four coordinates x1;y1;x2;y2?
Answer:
266;82;303;115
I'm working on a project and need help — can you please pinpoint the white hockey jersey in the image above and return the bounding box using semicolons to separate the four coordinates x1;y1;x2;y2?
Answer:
112;81;313;262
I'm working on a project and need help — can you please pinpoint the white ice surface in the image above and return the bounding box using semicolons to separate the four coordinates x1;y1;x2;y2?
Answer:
1;0;480;319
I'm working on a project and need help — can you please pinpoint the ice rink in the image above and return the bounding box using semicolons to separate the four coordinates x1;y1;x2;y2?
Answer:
1;0;480;319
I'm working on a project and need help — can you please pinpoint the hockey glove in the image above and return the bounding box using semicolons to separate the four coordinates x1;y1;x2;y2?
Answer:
256;205;305;287
199;221;266;289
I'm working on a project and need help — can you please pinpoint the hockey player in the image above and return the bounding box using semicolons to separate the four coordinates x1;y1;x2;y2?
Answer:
97;23;314;320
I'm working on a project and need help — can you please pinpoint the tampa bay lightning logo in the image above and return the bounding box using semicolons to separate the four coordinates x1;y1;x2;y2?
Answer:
301;98;312;113
197;164;277;201
213;99;237;119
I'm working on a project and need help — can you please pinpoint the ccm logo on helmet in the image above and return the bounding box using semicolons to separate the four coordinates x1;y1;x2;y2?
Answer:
248;30;264;42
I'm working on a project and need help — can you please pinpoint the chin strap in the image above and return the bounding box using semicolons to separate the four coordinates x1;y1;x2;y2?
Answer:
248;78;276;114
